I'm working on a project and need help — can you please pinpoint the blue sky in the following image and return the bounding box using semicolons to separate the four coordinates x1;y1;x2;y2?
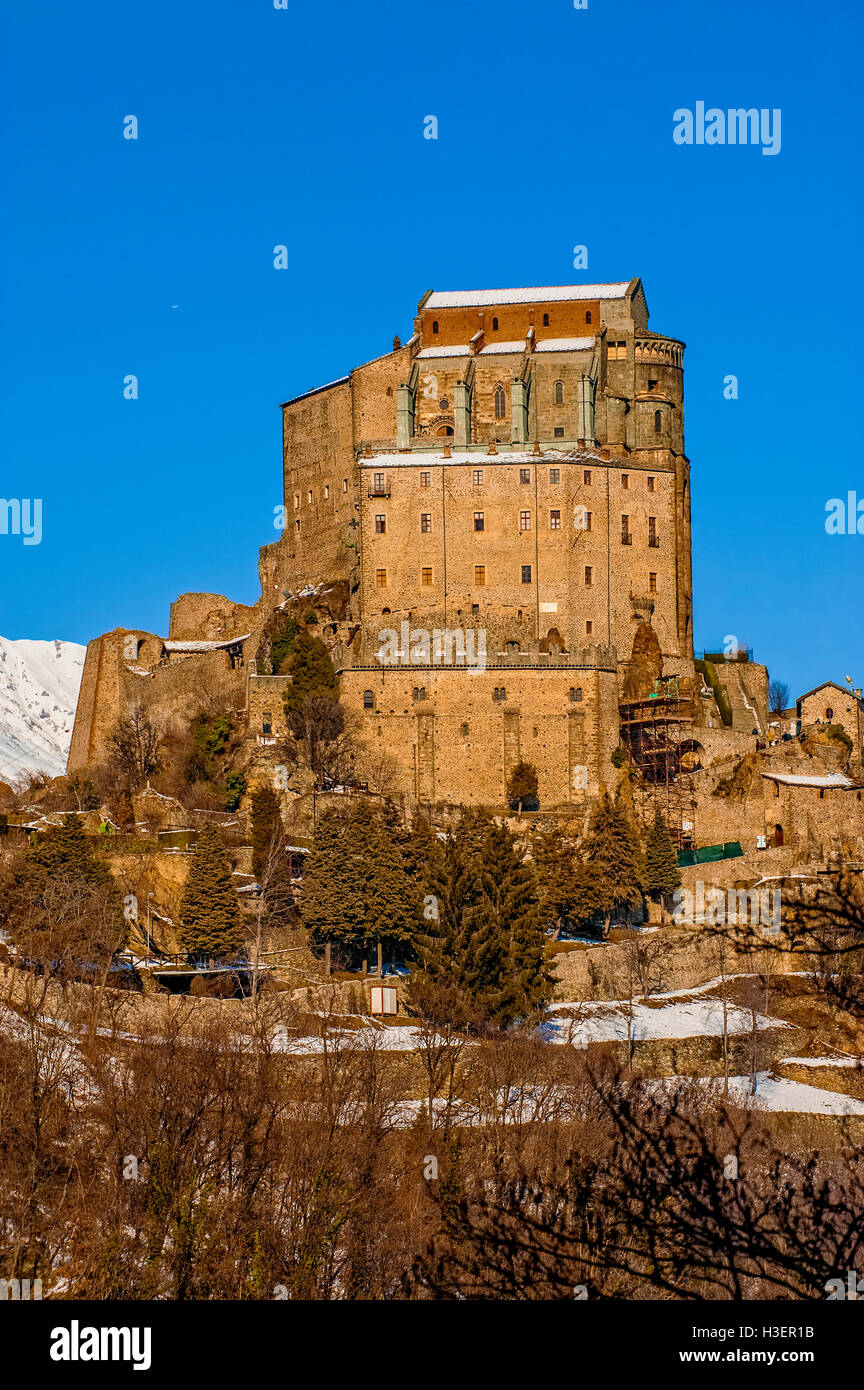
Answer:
1;0;861;700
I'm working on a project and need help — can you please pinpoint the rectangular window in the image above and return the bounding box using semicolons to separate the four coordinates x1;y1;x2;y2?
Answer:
621;515;631;545
294;493;300;509
307;490;313;504
521;565;532;584
585;511;593;532
421;513;432;533
262;712;272;736
520;510;531;531
649;572;657;593
474;565;485;586
474;511;484;531
324;484;330;500
295;519;301;532
554;426;564;438
584;565;592;586
550;509;561;529
647;476;655;493
422;567;433;586
583;469;591;485
373;472;385;492
375;514;386;534
420;470;431;488
342;478;348;493
473;469;483;485
648;516;658;547
376;568;387;587
519;468;531;484
586;620;593;635
549;468;560;484
621;474;629;489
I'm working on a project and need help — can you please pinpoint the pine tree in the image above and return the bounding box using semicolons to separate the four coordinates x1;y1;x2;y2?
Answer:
585;791;644;935
178;822;245;961
642;809;681;903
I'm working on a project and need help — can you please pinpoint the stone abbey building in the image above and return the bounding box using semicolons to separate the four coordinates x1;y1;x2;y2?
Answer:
69;280;776;826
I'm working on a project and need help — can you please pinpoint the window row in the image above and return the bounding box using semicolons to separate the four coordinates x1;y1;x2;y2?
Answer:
620;516;660;546
292;479;349;508
363;683;586;711
373;509;570;534
374;565;657;591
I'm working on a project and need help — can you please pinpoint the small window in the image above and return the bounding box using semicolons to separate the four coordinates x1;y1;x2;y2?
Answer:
550;509;561;529
654;409;662;433
521;565;532;584
375;514;386;534
585;511;592;532
474;564;486;585
554;426;564;438
471;603;479;616
648;516;658;546
583;469;591;485
495;384;506;418
413;686;427;702
648;379;657;392
549;467;560;484
621;474;629;489
420;470;431;488
421;513;432;533
363;690;374;710
554;381;564;405
376;568;387;587
460;722;469;737
473;468;483;485
342;477;348;493
373;471;385;491
569;686;582;702
474;511;485;531
262;712;272;735
432;320;438;334
506;640;520;654
585;310;592;325
543;313;549;326
307;490;313;504
647;476;655;492
586;620;593;636
294;493;300;509
295;519;301;532
324;484;330;500
649;572;657;593
520;510;531;531
826;707;834;721
621;515;631;545
584;565;592;586
492;316;499;331
519;468;531;484
421;567;433;586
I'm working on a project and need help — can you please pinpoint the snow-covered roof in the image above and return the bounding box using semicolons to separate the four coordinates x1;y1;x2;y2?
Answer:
535;336;595;353
760;771;856;789
424;284;631;309
478;340;525;355
415;344;471;359
163;634;250;653
359;448;604;469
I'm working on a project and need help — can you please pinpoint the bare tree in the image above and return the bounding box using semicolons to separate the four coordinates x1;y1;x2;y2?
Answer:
109;705;162;787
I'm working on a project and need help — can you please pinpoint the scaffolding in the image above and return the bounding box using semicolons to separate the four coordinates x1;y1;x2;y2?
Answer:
618;679;699;850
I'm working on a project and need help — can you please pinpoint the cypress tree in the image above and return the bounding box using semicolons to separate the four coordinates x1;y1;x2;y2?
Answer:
250;784;283;881
642;809;681;903
178;823;245;961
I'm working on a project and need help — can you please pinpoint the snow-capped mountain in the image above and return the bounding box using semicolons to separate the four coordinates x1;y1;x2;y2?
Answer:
0;637;85;784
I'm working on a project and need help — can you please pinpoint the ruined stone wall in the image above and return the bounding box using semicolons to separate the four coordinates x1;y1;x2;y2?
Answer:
168;592;261;642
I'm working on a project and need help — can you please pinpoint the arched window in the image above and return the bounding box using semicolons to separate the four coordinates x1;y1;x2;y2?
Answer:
432;320;438;334
585;311;592;325
826;707;834;720
494;384;506;419
654;409;662;433
542;313;549;327
492;316;499;331
554;380;564;404
460;722;469;737
363;690;374;710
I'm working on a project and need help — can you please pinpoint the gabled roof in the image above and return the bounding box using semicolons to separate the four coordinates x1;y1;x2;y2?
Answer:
796;680;863;707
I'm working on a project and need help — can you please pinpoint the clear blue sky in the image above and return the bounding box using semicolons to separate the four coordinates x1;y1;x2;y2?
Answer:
2;0;861;699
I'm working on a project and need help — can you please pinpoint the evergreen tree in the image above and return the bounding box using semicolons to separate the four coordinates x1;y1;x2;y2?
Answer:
530;820;581;933
642;809;681;903
250;785;283;882
584;791;644;935
506;761;539;812
178;823;245;961
284;630;338;713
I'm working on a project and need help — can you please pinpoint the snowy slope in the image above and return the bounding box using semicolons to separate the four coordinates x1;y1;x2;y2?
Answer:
0;637;85;783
